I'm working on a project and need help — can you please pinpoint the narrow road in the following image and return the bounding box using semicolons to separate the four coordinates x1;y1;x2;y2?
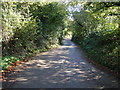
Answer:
3;39;119;88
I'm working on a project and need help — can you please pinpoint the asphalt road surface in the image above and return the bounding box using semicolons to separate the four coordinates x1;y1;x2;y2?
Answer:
3;39;119;88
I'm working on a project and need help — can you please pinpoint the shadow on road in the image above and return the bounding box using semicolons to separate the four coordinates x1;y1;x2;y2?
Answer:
3;39;119;88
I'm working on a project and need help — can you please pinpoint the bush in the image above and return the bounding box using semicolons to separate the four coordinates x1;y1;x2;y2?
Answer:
71;2;119;73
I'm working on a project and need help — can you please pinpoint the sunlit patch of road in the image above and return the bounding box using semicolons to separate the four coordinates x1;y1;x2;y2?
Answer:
3;39;119;88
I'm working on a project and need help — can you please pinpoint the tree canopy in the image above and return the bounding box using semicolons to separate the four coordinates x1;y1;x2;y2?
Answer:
71;2;120;73
2;2;68;69
1;1;120;73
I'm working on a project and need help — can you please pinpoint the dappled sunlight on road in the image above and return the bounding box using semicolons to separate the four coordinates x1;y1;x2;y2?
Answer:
3;39;119;88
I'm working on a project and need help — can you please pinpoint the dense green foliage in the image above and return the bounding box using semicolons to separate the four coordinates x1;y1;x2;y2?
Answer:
2;56;21;70
2;2;68;70
72;2;120;73
1;1;119;73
